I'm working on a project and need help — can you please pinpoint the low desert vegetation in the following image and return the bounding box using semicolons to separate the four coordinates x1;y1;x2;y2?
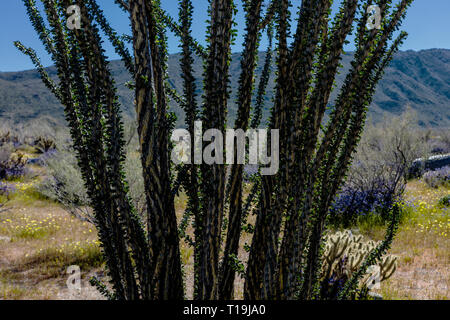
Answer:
329;109;430;228
1;109;448;300
1;0;447;301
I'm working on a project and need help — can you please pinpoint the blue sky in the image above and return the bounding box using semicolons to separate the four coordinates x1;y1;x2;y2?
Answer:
0;0;449;72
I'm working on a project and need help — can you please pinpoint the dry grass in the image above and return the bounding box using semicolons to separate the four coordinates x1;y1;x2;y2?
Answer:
0;187;105;300
368;180;450;300
1;170;448;300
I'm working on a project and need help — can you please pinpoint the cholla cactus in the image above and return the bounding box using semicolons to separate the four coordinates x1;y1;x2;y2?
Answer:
0;132;11;146
0;131;21;147
9;152;28;167
34;136;56;154
379;255;397;281
321;230;397;298
0;149;28;180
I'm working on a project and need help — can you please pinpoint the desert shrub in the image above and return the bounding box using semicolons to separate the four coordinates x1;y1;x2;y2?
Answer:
438;195;450;207
0;131;21;148
0;182;13;213
1;121;65;155
37;144;92;221
429;140;450;155
329;109;429;227
329;183;400;227
422;166;450;188
428;129;450;154
38;120;145;222
0;182;15;196
36;130;90;220
122;120;146;216
0;144;28;181
0;182;14;213
0;143;14;165
0;122;40;148
0;131;11;146
123;150;146;216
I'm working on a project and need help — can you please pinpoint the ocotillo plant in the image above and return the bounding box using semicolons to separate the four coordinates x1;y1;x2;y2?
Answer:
17;0;413;300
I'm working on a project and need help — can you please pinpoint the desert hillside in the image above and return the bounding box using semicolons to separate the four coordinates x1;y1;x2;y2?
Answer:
1;49;449;128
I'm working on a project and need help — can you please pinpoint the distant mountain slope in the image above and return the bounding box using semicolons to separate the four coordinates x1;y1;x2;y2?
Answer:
0;49;449;127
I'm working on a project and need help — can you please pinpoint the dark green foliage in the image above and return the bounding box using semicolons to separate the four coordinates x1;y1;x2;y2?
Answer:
438;194;450;207
18;0;414;300
17;0;152;300
175;0;204;299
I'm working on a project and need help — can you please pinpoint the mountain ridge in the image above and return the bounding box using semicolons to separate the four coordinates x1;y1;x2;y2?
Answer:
1;49;449;127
